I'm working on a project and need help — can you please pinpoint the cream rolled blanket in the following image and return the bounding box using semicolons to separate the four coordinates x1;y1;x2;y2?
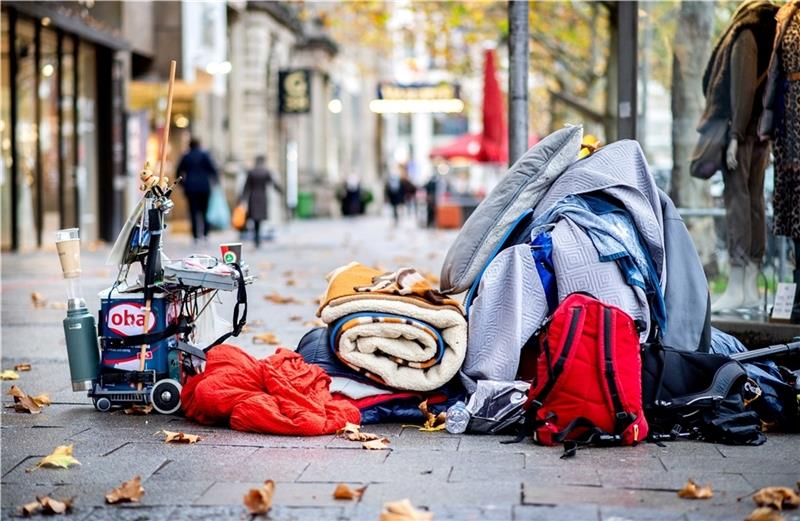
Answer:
318;263;467;392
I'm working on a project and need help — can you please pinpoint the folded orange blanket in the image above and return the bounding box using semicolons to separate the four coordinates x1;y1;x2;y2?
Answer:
181;345;360;435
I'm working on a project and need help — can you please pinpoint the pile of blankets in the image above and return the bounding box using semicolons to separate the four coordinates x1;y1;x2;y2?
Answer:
302;262;468;422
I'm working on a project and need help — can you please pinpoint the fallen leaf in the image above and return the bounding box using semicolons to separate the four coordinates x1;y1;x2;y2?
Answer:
677;479;713;499
8;386;44;414
333;483;366;500
20;499;42;516
21;496;74;516
337;422;381;442
36;445;81;469
753;487;800;511
408;400;447;432
253;332;280;345
243;479;275;515
105;475;145;504
282;270;294;277
303;319;325;328
31;292;47;309
0;370;20;380
258;261;274;271
123;405;153;415
159;430;201;444
745;507;785;521
362;437;391;450
289;315;303;322
264;293;301;305
379;499;433;521
14;363;32;372
285;279;297;287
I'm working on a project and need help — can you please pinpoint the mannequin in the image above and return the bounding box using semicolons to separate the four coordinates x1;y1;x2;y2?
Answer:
760;1;800;319
698;1;778;313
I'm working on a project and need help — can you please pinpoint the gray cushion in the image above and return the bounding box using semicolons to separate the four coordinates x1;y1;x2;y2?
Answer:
440;125;583;294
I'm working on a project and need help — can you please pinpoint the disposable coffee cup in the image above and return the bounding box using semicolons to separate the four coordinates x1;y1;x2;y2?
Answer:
220;242;242;265
55;228;81;278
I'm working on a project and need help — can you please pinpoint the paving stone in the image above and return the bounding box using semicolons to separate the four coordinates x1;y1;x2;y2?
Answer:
600;505;686;521
0;483;56;509
2;453;167;487
385;448;525;469
360;480;521;508
596;469;753;493
741;472;800;490
194;480;354;507
523;484;690;512
450;464;601;487
513;504;600;521
659;455;800;474
81;505;177;521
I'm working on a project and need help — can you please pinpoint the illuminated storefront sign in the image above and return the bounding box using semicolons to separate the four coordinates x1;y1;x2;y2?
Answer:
370;83;463;114
279;69;311;114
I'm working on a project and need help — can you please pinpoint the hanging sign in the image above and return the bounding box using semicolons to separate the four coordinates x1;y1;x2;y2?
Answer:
279;69;311;114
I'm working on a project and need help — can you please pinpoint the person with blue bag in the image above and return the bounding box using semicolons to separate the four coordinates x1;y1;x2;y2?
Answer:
176;137;219;243
240;155;283;248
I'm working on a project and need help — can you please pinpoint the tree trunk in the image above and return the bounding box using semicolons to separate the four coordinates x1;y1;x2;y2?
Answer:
670;0;717;272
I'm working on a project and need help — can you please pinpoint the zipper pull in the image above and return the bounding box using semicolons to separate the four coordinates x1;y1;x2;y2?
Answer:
633;424;640;442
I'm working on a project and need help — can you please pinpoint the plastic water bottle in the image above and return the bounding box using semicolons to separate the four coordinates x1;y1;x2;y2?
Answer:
445;401;471;434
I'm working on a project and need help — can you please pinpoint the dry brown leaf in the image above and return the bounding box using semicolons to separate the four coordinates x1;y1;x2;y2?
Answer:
14;363;32;372
285;279;297;287
21;496;74;516
264;293;301;305
677;479;713;499
0;369;20;380
253;332;280;345
31;292;47;309
362;437;391;450
332;483;366;500
36;445;80;469
745;507;785;521
753;487;800;511
123;405;153;415
159;430;201;444
8;385;47;414
337;422;381;442
289;315;303;322
20;499;42;516
379;499;433;521
105;475;145;504
408;400;447;432
303;319;325;328
243;480;275;515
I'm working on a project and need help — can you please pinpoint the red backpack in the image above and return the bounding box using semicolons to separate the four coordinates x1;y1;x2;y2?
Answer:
521;293;648;449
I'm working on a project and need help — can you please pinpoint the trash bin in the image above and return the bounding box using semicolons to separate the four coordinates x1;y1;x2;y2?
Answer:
296;192;315;219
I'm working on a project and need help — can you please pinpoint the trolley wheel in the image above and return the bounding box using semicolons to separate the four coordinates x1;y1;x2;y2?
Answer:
94;397;112;412
149;379;182;415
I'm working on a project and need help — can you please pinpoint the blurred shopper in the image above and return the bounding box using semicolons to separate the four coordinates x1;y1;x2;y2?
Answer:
240;155;283;248
177;137;218;243
401;171;417;217
338;175;366;217
425;175;439;228
385;173;405;225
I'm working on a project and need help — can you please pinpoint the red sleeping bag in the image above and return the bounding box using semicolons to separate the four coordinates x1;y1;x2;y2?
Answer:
181;344;360;435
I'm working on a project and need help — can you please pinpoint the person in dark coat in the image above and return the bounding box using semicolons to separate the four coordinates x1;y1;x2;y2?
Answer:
385;174;404;225
176;137;219;242
240;155;282;248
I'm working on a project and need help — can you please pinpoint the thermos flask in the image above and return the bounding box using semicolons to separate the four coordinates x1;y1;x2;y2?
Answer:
63;300;100;391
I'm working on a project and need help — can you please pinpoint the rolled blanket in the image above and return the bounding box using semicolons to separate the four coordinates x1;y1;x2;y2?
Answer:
318;263;467;392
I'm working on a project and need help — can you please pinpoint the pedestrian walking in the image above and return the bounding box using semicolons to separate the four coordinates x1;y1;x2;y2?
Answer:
338;175;367;217
176;137;218;243
385;173;404;225
240;155;283;248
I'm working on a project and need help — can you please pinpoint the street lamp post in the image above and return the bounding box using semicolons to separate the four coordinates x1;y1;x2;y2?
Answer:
508;0;529;166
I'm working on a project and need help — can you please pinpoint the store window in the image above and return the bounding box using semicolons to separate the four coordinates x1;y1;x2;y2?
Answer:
1;12;11;249
78;42;98;243
15;17;36;250
40;26;59;242
61;35;77;229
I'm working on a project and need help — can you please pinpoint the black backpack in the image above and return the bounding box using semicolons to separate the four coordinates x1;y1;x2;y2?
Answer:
641;343;766;445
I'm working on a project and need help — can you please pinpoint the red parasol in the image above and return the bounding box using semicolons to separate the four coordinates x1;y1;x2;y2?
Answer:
477;49;508;163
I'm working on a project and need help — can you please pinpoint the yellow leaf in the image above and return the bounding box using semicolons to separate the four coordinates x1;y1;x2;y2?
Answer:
8;385;46;414
332;483;366;500
31;292;47;309
37;445;81;469
337;423;381;442
105;475;145;504
159;430;201;444
32;394;52;407
243;480;275;515
14;363;32;372
379;499;433;521
677;479;713;499
753;487;800;511
0;370;20;381
362;437;391;450
252;333;280;345
123;405;153;415
745;507;785;521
